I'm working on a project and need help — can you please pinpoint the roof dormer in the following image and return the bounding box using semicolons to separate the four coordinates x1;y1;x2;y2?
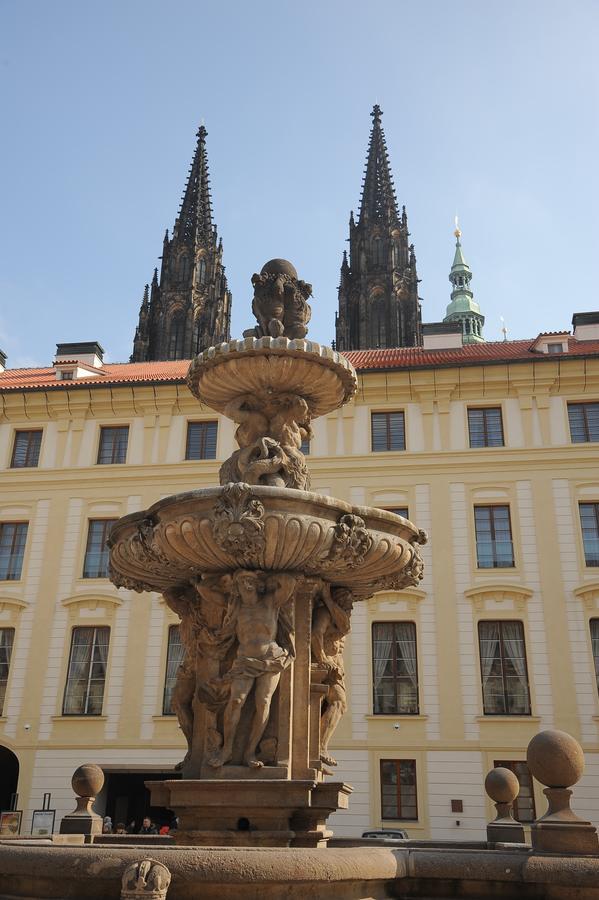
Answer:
530;332;570;355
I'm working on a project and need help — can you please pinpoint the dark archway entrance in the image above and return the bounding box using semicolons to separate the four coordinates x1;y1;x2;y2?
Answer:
0;746;19;811
103;769;179;832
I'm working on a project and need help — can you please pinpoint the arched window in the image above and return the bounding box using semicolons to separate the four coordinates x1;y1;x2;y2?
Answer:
192;317;202;355
373;238;384;267
392;243;399;267
169;313;185;359
197;258;207;285
370;296;387;348
178;255;190;282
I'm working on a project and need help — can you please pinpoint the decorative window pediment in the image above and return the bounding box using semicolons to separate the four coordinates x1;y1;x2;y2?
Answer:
61;593;122;617
573;582;599;610
0;596;27;615
464;583;533;611
369;587;426;612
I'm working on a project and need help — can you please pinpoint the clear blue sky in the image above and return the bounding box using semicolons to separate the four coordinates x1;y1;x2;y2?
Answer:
1;0;598;367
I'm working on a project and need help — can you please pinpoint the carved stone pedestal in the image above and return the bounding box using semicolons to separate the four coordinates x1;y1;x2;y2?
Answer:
147;778;352;848
487;818;525;844
531;788;599;854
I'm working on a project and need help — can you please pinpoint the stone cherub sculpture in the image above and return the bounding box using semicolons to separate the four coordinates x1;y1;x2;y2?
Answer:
215;259;316;491
220;392;312;489
245;258;313;340
311;583;354;767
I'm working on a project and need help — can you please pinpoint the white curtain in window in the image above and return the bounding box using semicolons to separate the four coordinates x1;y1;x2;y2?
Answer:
396;623;417;688
95;629;109;670
479;621;499;686
501;622;527;681
64;629;94;712
591;620;599;681
373;624;394;690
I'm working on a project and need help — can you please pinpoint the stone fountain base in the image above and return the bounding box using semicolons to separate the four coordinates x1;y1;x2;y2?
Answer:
2;842;599;900
147;778;352;848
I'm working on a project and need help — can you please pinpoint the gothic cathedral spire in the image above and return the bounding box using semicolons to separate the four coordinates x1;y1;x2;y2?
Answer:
131;124;232;362
335;105;422;351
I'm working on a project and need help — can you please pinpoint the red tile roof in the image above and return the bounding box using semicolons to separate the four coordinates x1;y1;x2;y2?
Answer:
1;338;599;392
344;337;599;370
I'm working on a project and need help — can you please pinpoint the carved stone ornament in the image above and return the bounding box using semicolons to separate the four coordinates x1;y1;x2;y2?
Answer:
212;482;266;563
246;258;313;340
120;859;171;899
218;392;312;490
319;514;373;571
109;487;425;596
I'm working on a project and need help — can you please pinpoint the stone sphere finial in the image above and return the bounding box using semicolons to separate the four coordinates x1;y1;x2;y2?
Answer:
260;258;298;279
527;729;584;789
72;763;104;798
485;766;520;804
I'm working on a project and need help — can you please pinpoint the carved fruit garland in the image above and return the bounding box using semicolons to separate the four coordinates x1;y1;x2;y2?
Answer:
211;482;266;564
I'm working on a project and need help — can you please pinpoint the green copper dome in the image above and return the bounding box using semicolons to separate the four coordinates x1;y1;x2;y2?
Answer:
443;222;484;343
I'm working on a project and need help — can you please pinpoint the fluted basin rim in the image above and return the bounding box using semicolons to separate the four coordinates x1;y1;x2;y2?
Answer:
109;484;420;541
108;484;426;596
186;336;358;415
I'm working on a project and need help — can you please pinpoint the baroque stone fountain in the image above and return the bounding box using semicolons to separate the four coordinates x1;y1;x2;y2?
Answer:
108;258;426;848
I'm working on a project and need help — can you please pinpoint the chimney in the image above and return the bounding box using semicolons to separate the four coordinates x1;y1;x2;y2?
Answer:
422;322;463;350
53;341;105;381
572;312;599;342
0;349;6;373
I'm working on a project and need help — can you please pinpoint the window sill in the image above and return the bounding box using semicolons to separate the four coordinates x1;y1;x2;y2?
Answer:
152;715;179;721
476;715;540;723
51;715;107;721
366;715;428;721
381;819;420;826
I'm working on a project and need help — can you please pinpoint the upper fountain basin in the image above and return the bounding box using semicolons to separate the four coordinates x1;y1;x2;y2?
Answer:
108;483;426;596
187;336;357;417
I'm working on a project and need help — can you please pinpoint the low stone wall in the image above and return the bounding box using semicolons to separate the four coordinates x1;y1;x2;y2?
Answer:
0;843;598;900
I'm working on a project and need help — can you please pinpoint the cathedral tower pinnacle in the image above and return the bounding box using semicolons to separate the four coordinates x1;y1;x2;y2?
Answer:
443;219;484;343
335;105;422;351
131;124;232;362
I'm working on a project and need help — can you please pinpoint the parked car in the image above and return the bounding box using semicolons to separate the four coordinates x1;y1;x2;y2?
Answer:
361;829;409;840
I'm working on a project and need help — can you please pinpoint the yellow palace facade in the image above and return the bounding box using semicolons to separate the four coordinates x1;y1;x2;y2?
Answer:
1;317;599;839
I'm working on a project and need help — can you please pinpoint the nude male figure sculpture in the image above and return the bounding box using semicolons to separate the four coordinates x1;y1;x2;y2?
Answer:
311;584;353;767
211;569;296;768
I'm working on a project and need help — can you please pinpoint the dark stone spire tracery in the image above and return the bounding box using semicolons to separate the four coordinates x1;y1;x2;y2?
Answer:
131;124;231;362
335;105;422;351
358;104;400;225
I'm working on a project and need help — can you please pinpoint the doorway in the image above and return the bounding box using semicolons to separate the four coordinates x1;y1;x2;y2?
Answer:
103;769;179;832
0;746;19;811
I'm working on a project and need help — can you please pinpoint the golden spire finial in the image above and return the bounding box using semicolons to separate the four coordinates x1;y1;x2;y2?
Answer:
454;214;461;240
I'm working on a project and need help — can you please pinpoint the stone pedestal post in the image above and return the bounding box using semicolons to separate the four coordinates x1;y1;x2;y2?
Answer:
59;764;104;842
484;767;525;844
528;729;599;854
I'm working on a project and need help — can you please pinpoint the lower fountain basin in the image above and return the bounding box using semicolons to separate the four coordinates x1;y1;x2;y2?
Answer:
108;482;426;595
